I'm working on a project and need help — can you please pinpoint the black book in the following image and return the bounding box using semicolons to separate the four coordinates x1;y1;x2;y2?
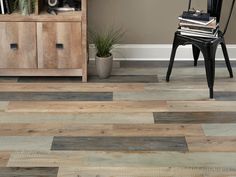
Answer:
182;11;210;21
4;0;11;14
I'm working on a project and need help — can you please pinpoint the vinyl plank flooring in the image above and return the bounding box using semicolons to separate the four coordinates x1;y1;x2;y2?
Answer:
202;124;236;136
0;92;113;101
51;137;188;152
0;152;10;167
0;137;53;151
0;77;18;83
215;92;236;100
0;112;154;124
0;83;144;92
154;112;236;124
58;167;236;177
0;167;58;177
18;77;82;83
114;90;209;101
0;102;8;112
186;136;236;152
0;124;203;136
7;101;168;113
8;151;236;168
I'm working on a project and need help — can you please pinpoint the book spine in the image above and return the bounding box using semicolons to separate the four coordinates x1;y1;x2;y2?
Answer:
0;0;4;14
4;0;10;14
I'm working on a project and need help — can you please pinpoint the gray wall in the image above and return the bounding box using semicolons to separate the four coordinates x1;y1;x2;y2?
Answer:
88;0;236;44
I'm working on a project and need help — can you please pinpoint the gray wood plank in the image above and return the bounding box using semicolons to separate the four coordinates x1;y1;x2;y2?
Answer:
154;112;236;124
0;167;58;177
202;124;236;136
0;92;112;101
215;92;236;101
51;137;188;152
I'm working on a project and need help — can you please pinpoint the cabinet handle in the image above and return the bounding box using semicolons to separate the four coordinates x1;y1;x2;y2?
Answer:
10;43;18;50
56;43;64;49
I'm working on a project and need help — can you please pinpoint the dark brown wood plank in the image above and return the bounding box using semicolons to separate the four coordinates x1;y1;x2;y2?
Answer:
0;167;58;177
51;137;188;152
154;112;236;124
0;92;112;101
18;77;82;83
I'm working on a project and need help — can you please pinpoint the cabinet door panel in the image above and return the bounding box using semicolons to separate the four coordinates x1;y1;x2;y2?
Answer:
37;22;82;69
0;22;37;68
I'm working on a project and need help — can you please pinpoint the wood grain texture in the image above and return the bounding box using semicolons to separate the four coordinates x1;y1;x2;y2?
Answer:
0;167;58;177
186;136;236;152
202;124;236;136
0;112;154;124
0;92;113;101
0;152;10;167
0;102;8;112
51;136;188;152
7;151;236;168
0;124;203;136
154;112;236;124
0;137;53;151
58;167;236;177
7;101;167;113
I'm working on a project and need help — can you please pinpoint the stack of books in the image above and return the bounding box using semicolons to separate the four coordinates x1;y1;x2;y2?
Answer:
0;0;14;14
178;11;219;38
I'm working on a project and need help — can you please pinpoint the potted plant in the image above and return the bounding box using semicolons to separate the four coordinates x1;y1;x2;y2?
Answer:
14;0;35;15
89;28;124;79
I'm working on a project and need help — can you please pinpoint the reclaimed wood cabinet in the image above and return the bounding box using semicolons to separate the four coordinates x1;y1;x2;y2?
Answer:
0;0;87;82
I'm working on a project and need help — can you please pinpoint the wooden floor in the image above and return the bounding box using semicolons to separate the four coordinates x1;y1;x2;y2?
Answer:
0;61;236;176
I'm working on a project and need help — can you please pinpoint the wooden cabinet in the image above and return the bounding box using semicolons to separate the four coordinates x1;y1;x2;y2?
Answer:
37;22;82;69
0;0;87;81
0;22;37;69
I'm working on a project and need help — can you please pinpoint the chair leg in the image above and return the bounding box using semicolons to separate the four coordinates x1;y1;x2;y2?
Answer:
166;38;179;82
203;47;216;99
192;45;200;67
221;41;234;78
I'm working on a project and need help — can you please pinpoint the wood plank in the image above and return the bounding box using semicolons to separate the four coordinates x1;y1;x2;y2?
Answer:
0;77;18;83
186;136;236;152
154;112;236;124
0;92;113;101
0;152;10;167
0;83;144;92
0;124;203;136
58;167;236;177
215;92;236;100
0;137;53;151
7;151;236;168
51;137;188;152
167;101;236;112
7;101;167;113
202;124;236;136
0;102;8;112
0;167;58;177
114;90;209;101
0;112;154;124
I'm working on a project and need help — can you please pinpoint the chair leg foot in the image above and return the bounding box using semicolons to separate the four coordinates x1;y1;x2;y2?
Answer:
193;45;200;67
210;88;214;99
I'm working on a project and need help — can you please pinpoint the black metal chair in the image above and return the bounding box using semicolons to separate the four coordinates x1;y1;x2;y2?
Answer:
166;0;235;98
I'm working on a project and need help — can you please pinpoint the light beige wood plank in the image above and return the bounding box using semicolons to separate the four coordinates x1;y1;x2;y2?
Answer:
168;101;236;112
7;151;236;168
58;167;236;177
0;137;53;151
0;152;9;167
202;124;236;136
0;123;203;136
186;136;236;152
7;101;168;113
0;83;144;92
0;102;8;112
0;112;154;124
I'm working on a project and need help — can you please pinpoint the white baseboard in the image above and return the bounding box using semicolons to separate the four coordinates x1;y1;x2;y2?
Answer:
89;44;236;61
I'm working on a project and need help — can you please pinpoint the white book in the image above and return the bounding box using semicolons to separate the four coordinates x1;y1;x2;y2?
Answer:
0;0;4;14
178;16;216;26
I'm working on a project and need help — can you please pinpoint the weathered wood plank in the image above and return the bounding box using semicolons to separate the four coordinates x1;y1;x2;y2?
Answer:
58;167;236;177
0;167;58;177
154;112;236;124
0;83;145;92
0;102;8;112
0;112;154;124
0;92;113;101
7;101;168;113
8;151;236;168
0;124;203;136
202;124;236;136
0;137;53;151
0;77;18;83
51;137;188;152
186;136;236;152
215;92;236;100
0;152;10;167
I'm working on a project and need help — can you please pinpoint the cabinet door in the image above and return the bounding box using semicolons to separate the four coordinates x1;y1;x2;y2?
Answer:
37;22;82;69
0;22;37;68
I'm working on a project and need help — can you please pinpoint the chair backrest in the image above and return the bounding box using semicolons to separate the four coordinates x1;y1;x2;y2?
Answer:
207;0;223;23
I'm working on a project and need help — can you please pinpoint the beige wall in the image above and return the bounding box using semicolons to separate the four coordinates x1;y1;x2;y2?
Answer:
88;0;236;44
